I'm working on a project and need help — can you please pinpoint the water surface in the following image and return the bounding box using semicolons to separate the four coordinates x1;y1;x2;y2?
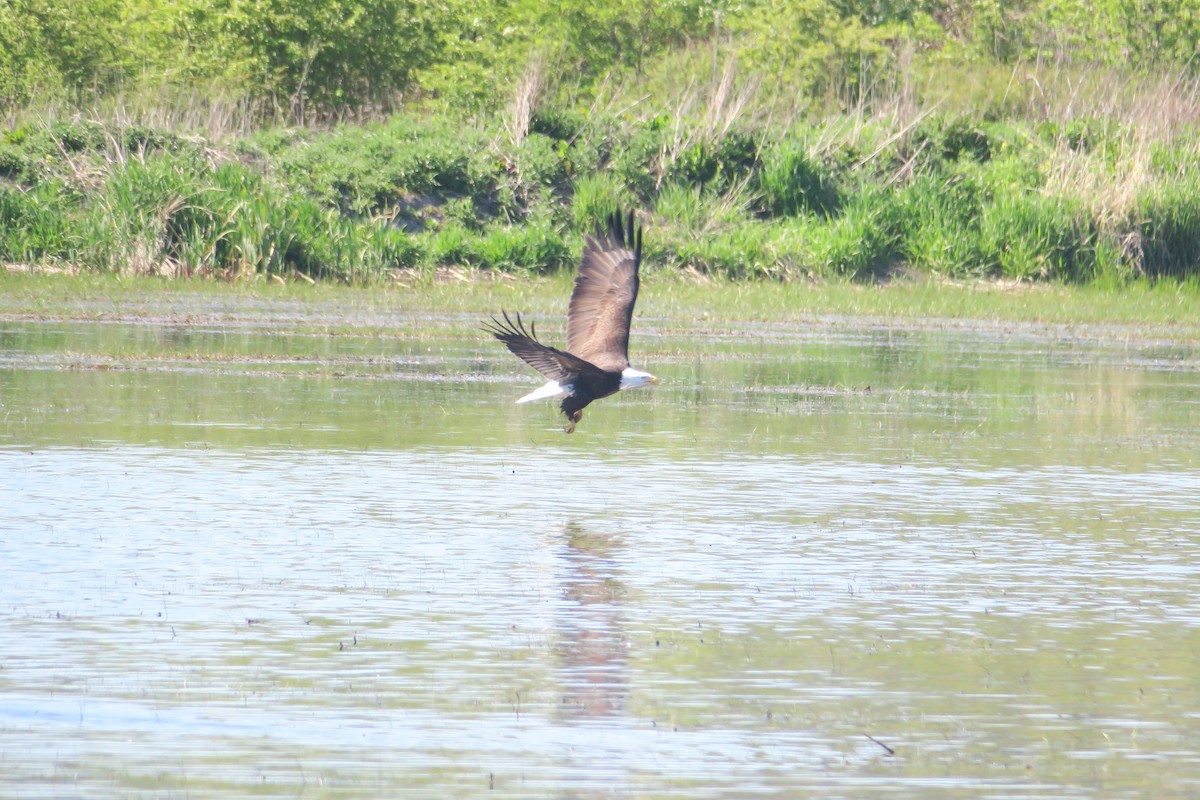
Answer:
2;301;1199;798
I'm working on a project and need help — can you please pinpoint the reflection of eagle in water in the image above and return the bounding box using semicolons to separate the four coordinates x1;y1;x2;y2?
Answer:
485;210;658;433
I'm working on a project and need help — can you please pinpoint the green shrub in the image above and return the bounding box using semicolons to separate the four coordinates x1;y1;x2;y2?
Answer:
759;139;841;218
966;152;1043;197
609;117;670;200
222;188;316;277
364;225;422;271
652;183;752;235
1038;118;1126;162
1149;138;1200;179
513;133;569;193
235;128;307;160
664;129;759;192
442;196;481;231
39;119;107;155
1135;181;1200;278
423;223;481;267
571;173;633;231
530;107;587;142
276;119;500;214
0;182;78;265
93;153;217;272
477;223;572;272
805;193;900;279
891;174;987;277
118;125;186;156
662;223;780;279
192;0;447;117
0;141;34;182
912;114;993;163
941;118;993;162
979;192;1096;281
653;183;709;230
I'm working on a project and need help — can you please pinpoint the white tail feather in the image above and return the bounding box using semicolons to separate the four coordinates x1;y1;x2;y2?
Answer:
517;380;569;404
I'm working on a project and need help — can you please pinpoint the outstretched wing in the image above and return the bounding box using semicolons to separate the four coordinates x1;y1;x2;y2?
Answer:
566;209;642;373
484;311;607;382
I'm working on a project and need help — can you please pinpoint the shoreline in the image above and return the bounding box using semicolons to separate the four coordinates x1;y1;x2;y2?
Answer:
2;270;1198;345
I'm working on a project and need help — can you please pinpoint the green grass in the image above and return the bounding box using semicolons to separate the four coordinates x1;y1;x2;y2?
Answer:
4;109;1200;285
2;271;1197;340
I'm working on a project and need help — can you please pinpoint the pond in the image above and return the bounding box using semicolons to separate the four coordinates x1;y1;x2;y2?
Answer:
2;295;1199;798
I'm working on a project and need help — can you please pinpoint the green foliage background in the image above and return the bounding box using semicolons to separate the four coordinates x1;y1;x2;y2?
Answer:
4;0;1200;283
5;0;1200;118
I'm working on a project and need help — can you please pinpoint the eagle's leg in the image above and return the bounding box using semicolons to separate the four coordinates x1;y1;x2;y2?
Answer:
565;409;583;434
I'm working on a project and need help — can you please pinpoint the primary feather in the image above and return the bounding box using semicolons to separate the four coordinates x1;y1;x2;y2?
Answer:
566;209;641;373
482;311;606;383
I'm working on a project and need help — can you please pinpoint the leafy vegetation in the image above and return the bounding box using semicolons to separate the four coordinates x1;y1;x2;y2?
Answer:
3;1;1200;284
3;107;1200;283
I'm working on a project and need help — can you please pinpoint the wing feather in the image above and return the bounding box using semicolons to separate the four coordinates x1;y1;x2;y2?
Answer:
484;311;607;382
566;209;642;373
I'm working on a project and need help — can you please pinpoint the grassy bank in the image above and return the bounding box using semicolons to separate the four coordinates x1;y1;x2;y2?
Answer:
4;103;1200;287
3;272;1198;341
7;2;1200;291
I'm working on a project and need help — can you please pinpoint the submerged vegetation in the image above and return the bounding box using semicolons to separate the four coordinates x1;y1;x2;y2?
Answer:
3;1;1200;286
4;270;1199;342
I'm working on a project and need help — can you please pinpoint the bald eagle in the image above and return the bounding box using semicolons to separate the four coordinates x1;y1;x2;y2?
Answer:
485;210;658;433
